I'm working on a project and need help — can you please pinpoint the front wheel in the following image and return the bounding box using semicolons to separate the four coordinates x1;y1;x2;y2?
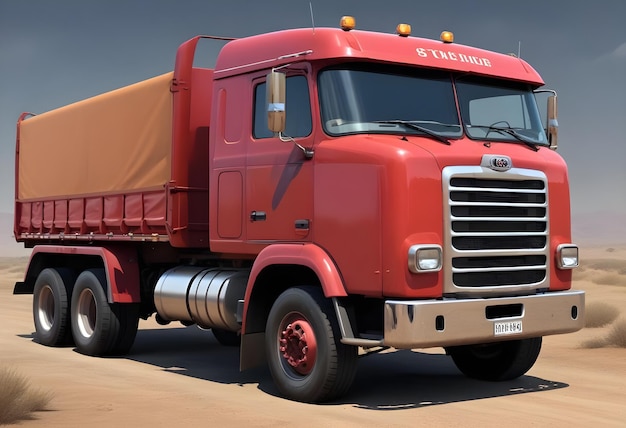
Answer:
447;337;542;381
265;286;358;403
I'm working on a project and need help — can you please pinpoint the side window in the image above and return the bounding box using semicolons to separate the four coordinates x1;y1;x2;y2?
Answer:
253;75;312;139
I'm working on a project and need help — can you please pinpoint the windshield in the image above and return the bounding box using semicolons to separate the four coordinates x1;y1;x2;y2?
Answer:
318;65;462;138
456;77;548;146
318;64;548;147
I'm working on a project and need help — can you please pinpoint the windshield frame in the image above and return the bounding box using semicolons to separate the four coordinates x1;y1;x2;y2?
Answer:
316;62;549;147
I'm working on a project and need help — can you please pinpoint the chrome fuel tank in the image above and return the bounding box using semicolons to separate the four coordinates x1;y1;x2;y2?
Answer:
154;266;248;331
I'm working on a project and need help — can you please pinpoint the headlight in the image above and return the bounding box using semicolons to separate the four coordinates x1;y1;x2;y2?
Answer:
408;245;442;273
557;244;579;269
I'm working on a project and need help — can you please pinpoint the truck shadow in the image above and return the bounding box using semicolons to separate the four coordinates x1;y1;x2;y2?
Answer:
344;353;566;409
127;326;567;409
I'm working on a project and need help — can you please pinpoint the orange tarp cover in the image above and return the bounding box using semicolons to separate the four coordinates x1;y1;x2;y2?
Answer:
18;72;173;200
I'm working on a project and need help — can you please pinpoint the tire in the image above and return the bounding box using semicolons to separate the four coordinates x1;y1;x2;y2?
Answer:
32;268;75;347
109;302;140;356
448;337;542;381
70;269;139;356
265;286;358;403
212;328;241;347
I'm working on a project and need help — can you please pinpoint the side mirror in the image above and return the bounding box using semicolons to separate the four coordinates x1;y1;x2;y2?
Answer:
546;94;558;150
535;89;559;150
266;70;286;133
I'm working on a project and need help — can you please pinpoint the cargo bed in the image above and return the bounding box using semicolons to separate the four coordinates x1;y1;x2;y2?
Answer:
15;68;213;248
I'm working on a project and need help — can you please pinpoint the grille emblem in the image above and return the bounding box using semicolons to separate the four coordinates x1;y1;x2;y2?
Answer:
482;155;512;172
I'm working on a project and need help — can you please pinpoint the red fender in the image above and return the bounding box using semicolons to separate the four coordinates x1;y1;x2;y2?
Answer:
29;245;140;303
241;243;346;335
247;243;347;298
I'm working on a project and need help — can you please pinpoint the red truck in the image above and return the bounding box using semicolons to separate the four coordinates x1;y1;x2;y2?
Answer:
13;18;584;402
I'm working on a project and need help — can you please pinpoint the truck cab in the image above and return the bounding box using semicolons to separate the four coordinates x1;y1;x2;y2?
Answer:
208;23;582;399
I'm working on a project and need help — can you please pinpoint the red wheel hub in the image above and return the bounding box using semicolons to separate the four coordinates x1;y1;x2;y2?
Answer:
279;315;317;375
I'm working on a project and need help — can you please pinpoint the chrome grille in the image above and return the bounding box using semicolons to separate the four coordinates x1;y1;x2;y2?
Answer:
443;166;549;295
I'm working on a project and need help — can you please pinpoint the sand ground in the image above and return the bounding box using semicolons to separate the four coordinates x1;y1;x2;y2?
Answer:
1;246;625;427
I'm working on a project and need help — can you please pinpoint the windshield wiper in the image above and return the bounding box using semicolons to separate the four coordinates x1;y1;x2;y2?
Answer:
470;125;539;152
374;120;451;145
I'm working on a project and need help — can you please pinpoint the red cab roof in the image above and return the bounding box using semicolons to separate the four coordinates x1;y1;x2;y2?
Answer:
214;27;544;85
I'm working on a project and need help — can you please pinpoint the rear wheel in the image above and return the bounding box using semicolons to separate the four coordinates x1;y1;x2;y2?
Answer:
33;268;75;346
448;337;542;381
265;286;358;402
70;269;139;356
110;302;139;355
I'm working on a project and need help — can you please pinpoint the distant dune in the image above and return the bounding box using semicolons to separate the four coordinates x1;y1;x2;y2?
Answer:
0;212;30;257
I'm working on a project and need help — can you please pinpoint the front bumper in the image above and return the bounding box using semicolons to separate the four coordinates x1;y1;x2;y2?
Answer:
384;290;585;348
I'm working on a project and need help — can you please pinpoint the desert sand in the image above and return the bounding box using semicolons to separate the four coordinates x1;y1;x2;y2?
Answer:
1;246;625;427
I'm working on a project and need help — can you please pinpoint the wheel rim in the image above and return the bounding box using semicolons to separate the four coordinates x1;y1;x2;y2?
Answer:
76;288;97;339
36;284;55;332
277;312;317;376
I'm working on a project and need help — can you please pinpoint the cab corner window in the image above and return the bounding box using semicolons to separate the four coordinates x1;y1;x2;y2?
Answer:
456;77;548;145
253;75;312;139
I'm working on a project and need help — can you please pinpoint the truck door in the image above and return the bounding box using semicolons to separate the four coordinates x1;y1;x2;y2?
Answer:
246;74;314;242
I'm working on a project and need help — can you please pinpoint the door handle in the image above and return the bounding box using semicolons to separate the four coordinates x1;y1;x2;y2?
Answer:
250;211;267;222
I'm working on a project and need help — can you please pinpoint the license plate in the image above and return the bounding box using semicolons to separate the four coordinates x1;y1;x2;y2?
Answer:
494;320;523;336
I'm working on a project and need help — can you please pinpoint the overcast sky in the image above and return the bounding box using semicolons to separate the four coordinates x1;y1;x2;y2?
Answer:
1;0;625;217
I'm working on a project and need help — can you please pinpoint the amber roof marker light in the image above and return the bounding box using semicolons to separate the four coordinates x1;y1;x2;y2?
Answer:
440;31;454;43
396;23;411;37
340;16;356;31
